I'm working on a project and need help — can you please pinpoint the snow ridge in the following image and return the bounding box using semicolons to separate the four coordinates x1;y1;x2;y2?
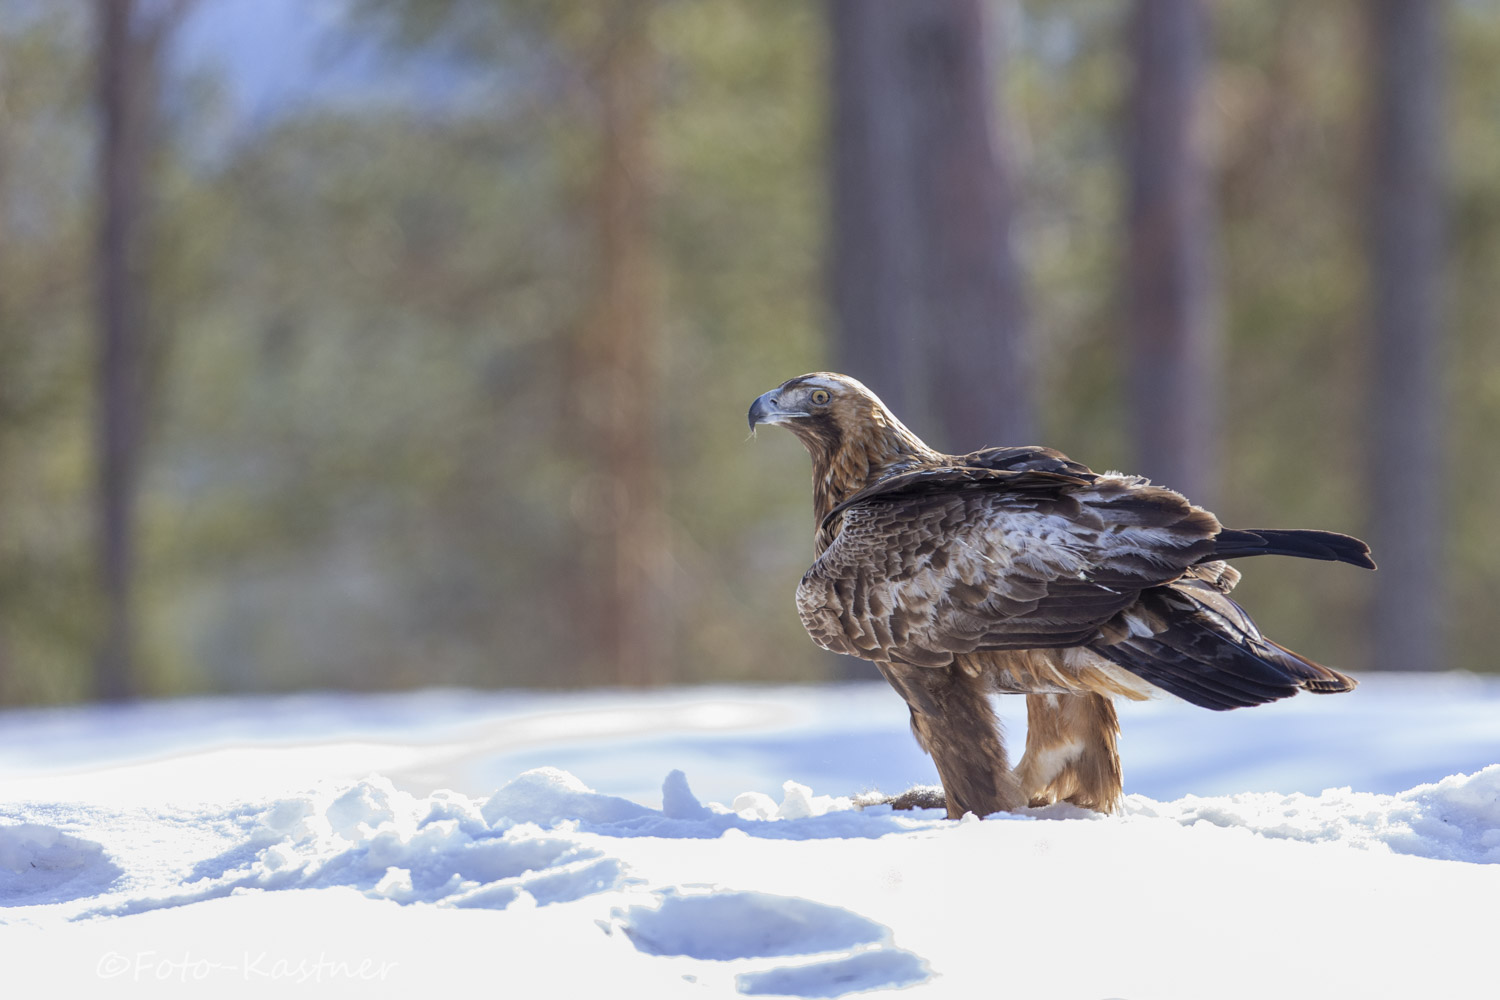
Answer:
24;762;1492;929
1124;763;1500;863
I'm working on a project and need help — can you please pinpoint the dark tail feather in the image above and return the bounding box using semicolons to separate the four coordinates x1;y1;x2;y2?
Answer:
1206;528;1376;570
1089;589;1358;711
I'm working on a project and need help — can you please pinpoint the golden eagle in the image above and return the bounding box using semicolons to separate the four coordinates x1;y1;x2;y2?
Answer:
750;373;1373;818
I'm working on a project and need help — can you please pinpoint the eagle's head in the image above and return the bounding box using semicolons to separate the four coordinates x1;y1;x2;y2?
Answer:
748;373;883;451
749;373;939;522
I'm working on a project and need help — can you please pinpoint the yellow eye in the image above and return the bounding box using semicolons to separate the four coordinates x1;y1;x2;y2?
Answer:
810;389;831;405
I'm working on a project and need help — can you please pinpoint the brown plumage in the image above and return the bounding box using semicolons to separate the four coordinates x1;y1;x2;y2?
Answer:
749;373;1373;819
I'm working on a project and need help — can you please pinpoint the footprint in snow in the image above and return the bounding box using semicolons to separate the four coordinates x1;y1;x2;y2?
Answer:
0;823;123;907
611;888;931;997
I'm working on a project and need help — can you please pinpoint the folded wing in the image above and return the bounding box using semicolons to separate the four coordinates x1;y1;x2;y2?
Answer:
800;471;1220;666
798;467;1359;710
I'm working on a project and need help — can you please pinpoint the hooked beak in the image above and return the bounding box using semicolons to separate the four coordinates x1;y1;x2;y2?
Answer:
748;390;805;430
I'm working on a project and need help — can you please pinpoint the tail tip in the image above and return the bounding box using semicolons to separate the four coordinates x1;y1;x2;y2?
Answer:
1300;670;1358;695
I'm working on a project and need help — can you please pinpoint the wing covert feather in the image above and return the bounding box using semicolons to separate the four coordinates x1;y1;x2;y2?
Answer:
796;477;1221;667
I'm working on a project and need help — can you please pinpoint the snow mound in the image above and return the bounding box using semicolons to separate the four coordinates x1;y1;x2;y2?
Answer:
483;768;903;840
90;768;915;920
0;823;122;906
100;773;641;917
1127;762;1500;863
481;766;655;827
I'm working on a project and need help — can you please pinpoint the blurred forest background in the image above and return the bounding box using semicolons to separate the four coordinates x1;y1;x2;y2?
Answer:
0;0;1494;706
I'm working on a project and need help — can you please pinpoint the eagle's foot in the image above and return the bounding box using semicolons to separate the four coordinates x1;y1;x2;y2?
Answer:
1016;693;1123;814
860;782;1020;818
863;785;948;812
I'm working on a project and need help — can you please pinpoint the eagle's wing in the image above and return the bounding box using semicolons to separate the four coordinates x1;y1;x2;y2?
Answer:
819;466;1091;534
954;445;1097;479
799;472;1220;668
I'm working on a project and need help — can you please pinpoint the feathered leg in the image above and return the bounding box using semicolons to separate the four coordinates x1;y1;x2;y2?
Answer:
1015;693;1122;813
877;662;1023;819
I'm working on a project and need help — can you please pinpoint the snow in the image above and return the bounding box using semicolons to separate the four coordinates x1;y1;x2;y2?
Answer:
2;676;1498;997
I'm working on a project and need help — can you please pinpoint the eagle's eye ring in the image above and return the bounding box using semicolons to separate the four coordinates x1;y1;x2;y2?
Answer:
810;389;831;405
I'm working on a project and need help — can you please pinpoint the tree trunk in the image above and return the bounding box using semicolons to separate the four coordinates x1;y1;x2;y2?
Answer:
95;0;146;702
1367;0;1446;671
0;97;10;703
576;0;669;686
828;0;1031;453
1125;0;1221;505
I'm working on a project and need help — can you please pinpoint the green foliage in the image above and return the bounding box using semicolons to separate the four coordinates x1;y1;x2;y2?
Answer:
0;7;98;703
653;0;830;682
1208;1;1372;669
2;0;1499;704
